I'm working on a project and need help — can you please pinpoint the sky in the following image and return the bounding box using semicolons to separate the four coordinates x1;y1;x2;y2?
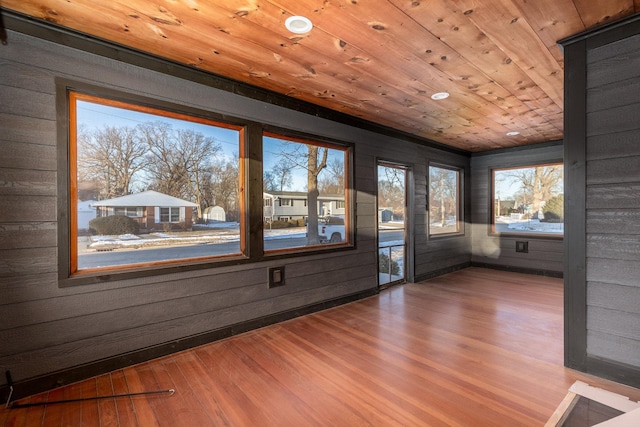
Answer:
77;100;343;193
494;167;564;200
262;136;345;193
494;171;523;199
76;100;240;159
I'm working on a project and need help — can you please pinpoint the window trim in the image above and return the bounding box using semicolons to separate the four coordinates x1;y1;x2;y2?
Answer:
158;207;181;223
112;207;143;218
490;162;564;238
428;163;464;238
57;82;357;287
262;129;355;255
61;86;248;285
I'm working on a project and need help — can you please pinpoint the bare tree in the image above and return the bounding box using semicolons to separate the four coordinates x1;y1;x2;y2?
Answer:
263;171;277;192
272;158;294;191
318;158;345;194
305;145;328;244
77;124;147;199
508;165;563;217
271;139;330;244
138;122;188;198
378;167;405;221
140;122;221;217
209;157;240;221
429;167;457;226
177;128;222;217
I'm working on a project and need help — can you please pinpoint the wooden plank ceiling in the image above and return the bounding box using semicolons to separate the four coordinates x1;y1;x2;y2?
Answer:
2;0;639;151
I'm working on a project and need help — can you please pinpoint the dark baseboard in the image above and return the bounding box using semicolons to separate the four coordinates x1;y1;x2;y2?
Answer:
414;261;472;282
584;355;640;389
471;262;563;278
0;287;378;403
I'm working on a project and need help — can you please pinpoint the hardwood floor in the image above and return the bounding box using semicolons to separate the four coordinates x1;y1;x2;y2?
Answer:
2;268;639;426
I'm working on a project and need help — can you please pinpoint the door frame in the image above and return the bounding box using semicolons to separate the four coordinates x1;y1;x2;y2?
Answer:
376;159;414;287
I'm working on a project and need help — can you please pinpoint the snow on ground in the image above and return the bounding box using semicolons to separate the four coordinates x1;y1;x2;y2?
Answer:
197;221;307;239
379;220;405;230
194;221;240;229
496;217;564;233
86;217;562;252
86;223;307;251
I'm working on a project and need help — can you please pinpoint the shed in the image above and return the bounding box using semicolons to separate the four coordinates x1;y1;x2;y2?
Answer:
203;206;226;222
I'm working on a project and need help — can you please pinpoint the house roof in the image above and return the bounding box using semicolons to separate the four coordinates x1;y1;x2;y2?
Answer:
77;200;97;211
92;190;198;208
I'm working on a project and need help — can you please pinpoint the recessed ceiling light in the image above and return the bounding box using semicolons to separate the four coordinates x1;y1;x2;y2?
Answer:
285;16;313;34
506;131;520;136
431;92;450;100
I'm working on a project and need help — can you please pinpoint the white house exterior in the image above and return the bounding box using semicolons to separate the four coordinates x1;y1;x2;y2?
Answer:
263;191;345;222
77;200;98;230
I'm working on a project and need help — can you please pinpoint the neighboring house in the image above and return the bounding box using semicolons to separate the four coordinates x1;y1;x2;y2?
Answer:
77;200;98;230
494;199;516;216
263;191;345;222
92;190;199;231
202;205;226;222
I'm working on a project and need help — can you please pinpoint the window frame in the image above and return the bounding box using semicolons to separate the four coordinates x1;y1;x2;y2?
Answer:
262;129;355;255
112;207;143;218
428;163;464;238
159;207;181;223
490;162;564;238
60;85;248;285
57;82;357;287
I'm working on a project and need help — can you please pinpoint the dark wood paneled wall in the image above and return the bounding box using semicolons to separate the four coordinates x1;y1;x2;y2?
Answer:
585;31;640;372
562;14;640;388
0;24;470;397
414;149;472;281
470;143;564;275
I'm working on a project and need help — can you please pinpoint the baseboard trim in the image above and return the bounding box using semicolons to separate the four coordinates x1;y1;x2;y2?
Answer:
585;355;640;389
0;287;378;402
471;262;563;278
414;262;472;282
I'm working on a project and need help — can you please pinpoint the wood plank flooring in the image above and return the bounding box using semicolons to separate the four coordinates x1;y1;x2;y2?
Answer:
2;268;639;426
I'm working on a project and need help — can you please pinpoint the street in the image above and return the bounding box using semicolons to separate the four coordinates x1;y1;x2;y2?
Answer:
78;229;405;269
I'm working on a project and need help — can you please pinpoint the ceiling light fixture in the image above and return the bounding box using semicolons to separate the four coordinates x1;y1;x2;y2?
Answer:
431;92;450;100
506;131;520;136
285;16;313;34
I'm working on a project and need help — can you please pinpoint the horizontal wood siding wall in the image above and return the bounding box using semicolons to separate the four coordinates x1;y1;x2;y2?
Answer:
470;144;564;274
0;28;469;387
585;33;640;368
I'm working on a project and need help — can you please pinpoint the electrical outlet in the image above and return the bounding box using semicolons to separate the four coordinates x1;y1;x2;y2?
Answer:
515;241;529;253
268;266;285;288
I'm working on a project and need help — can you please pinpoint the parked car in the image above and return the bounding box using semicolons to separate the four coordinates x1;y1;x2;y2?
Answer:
317;216;345;243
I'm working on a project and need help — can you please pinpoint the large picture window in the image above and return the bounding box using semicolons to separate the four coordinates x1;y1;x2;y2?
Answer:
70;92;244;275
492;163;564;236
429;164;462;236
263;132;351;251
